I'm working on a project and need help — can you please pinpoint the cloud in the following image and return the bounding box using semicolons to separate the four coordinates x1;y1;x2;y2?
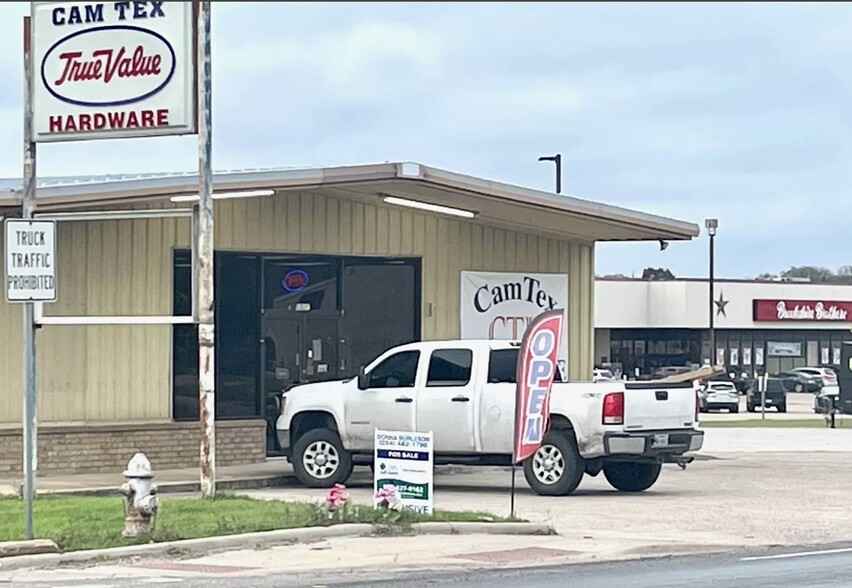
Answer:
0;2;850;279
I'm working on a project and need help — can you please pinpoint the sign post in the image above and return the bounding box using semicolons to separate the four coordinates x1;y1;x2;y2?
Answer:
22;0;204;536
15;15;40;538
196;0;215;499
4;217;56;539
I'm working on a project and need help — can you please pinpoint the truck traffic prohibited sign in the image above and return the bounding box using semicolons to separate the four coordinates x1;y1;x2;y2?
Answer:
4;219;57;302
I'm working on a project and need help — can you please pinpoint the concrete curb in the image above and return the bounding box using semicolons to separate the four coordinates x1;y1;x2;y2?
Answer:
0;522;554;572
0;540;59;558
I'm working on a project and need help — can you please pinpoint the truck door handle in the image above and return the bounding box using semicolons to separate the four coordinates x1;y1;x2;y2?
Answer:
451;395;470;402
395;396;413;403
655;391;668;401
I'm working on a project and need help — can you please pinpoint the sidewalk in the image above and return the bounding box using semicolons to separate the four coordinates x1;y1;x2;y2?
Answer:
0;458;294;497
0;532;729;585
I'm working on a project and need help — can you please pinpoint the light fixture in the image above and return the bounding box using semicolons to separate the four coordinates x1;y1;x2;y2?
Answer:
169;189;275;203
382;195;476;219
704;218;718;237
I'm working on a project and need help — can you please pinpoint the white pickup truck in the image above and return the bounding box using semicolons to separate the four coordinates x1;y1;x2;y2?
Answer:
276;340;704;496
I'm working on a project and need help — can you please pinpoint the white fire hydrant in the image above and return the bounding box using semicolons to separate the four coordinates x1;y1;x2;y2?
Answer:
118;452;159;538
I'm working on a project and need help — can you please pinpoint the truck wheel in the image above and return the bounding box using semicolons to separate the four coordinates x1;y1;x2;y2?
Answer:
603;462;662;493
292;428;353;488
523;429;584;496
747;404;756;413
777;403;787;413
731;404;739;413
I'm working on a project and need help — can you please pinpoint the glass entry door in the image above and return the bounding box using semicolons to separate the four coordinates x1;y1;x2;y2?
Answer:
260;311;341;455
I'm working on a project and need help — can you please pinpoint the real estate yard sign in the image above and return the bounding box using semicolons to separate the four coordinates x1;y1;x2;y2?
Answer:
374;429;434;515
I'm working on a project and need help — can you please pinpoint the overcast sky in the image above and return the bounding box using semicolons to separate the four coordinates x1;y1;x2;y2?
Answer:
1;2;849;278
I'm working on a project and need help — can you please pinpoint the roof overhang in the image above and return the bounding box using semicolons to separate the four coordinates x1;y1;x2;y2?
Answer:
0;162;700;243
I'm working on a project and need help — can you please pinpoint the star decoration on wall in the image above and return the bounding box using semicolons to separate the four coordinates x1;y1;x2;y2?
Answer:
715;291;729;318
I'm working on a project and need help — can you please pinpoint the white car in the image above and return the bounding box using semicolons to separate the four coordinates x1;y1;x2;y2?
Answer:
276;339;704;497
701;382;740;413
791;367;838;388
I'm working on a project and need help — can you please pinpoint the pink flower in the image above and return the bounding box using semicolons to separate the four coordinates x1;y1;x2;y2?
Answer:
374;483;398;502
325;483;350;509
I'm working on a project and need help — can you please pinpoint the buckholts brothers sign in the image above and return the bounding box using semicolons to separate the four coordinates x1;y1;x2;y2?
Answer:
31;1;197;143
460;271;568;368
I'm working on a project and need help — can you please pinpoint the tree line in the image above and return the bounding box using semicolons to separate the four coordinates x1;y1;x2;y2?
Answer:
756;265;852;284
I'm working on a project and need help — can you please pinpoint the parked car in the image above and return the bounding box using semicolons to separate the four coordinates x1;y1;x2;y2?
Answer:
747;377;788;412
775;371;822;394
814;387;841;413
791;366;838;388
707;371;753;395
277;339;704;496
700;381;739;413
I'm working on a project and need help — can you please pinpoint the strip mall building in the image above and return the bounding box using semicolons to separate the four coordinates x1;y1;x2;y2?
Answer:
0;162;698;475
594;277;852;377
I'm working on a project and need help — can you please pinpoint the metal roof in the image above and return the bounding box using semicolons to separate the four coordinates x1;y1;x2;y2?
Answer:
0;162;700;242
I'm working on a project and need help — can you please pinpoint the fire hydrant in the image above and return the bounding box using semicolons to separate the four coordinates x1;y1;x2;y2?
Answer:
118;452;159;538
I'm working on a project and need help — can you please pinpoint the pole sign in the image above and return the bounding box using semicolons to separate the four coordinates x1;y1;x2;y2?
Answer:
5;219;57;303
374;429;434;514
30;1;197;143
512;310;565;464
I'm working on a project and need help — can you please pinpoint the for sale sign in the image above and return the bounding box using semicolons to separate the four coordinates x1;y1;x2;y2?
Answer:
5;219;57;302
373;430;434;515
512;310;564;464
30;1;197;142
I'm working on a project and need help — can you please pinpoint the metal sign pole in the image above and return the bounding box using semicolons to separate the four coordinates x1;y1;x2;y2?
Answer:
196;0;216;499
21;15;37;540
761;374;766;421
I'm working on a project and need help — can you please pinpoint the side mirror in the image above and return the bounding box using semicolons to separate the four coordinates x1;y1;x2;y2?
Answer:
357;367;368;390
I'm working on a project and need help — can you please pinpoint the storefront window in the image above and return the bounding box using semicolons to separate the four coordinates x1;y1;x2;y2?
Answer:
172;251;261;421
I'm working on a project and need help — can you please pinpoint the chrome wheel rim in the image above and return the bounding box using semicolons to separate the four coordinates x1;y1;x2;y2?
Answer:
532;444;565;485
302;440;340;479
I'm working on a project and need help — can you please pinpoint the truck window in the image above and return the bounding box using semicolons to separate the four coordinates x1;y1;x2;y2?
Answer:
488;349;519;383
487;348;566;384
368;350;420;388
426;349;473;387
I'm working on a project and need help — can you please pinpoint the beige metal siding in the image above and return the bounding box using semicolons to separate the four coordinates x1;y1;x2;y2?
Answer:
0;190;594;424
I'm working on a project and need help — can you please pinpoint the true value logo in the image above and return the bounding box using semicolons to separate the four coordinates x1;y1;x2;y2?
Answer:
776;301;848;321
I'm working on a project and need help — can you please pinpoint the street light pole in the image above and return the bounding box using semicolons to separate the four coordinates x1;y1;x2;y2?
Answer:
705;219;718;366
538;154;562;194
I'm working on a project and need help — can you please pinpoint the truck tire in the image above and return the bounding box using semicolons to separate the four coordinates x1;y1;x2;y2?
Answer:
292;427;353;488
747;404;756;413
777;403;787;413
603;461;662;493
523;429;584;496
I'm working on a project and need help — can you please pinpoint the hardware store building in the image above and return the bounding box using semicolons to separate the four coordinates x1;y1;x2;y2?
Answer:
0;162;698;475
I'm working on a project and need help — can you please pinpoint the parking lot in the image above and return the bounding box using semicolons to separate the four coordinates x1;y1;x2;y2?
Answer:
243;427;852;553
700;391;829;421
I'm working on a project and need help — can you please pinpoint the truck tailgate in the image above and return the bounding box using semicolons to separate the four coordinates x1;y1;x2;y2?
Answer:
623;381;696;430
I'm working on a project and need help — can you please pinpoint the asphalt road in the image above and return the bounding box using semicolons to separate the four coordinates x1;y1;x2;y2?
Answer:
13;546;852;588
